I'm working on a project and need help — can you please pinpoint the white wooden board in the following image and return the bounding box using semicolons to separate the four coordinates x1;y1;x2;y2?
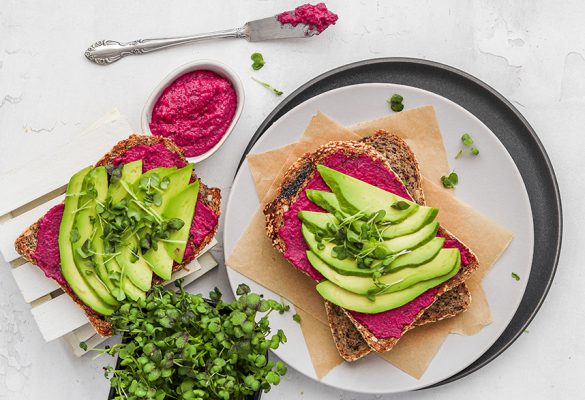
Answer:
1;110;221;354
0;110;133;216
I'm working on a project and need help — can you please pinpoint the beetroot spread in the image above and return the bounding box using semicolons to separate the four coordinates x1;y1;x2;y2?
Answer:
33;144;218;286
277;3;338;34
33;204;67;286
149;70;237;158
113;143;185;171
279;152;470;339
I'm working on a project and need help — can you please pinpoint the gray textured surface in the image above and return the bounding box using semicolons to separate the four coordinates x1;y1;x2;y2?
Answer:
1;1;584;398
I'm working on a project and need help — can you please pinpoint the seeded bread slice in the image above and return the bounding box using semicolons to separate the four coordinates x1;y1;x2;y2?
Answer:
264;132;479;357
325;283;471;361
14;135;221;337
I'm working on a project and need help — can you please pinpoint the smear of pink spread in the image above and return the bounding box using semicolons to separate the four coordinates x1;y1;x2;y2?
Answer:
34;144;218;287
277;3;338;34
279;152;471;339
32;204;67;286
149;70;237;158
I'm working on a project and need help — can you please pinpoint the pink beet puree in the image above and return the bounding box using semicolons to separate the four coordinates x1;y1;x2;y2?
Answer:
149;70;237;158
33;144;219;288
33;204;68;286
277;3;338;34
279;151;470;339
114;143;186;171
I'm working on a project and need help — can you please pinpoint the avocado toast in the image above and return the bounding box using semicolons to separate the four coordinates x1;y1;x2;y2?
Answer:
264;131;478;360
14;135;221;336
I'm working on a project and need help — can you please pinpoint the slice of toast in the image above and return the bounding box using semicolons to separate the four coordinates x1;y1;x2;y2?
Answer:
325;283;471;361
14;135;221;337
264;131;479;356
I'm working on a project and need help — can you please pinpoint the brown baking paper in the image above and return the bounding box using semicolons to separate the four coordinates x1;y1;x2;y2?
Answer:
227;108;513;379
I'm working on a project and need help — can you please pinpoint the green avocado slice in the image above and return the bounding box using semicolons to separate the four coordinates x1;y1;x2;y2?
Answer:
143;246;174;281
316;252;461;314
110;161;153;292
305;190;348;219
108;160;142;203
104;160;148;300
316;165;418;223
163;180;200;263
365;221;439;255
308;248;458;295
59;166;116;316
301;224;377;277
152;164;193;214
298;210;339;232
72;168;119;307
115;235;153;292
305;189;438;241
132;164;193;281
89;166;118;296
104;258;145;301
375;207;438;239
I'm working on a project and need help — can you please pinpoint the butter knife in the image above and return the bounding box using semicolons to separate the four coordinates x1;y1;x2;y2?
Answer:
85;14;315;65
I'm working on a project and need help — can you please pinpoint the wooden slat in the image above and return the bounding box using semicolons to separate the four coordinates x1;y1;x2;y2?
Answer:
65;252;218;356
0;194;65;262
31;294;90;342
63;329;110;358
0;110;133;216
11;263;60;303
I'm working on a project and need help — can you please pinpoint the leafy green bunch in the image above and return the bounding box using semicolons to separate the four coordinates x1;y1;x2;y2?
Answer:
92;282;288;400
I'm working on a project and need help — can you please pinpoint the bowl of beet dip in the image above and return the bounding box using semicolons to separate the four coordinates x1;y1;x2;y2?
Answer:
142;60;244;163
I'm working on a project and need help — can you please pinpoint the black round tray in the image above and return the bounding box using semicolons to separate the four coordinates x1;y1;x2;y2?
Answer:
236;58;562;388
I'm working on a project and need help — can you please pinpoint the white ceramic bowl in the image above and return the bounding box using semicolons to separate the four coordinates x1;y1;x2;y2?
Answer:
141;59;245;163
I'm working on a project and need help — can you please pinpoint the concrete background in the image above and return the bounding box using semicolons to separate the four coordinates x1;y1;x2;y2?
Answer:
1;1;584;398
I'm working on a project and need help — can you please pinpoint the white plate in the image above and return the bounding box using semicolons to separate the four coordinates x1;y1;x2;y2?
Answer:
223;83;533;394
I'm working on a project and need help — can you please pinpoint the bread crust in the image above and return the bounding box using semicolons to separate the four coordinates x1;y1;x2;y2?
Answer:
14;135;221;337
263;131;479;357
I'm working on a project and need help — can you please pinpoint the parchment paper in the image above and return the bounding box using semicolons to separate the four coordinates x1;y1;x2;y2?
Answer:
227;108;513;379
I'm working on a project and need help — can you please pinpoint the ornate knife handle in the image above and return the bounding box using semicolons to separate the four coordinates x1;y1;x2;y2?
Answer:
85;28;247;65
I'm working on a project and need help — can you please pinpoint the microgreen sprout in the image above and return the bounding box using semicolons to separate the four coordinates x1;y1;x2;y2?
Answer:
250;52;266;70
251;77;283;96
95;283;288;399
455;133;480;159
387;94;405;112
440;171;459;189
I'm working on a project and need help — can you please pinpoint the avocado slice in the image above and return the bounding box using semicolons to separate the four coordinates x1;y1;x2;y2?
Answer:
109;161;153;292
142;165;193;280
104;258;145;301
377;207;439;239
71;167;118;307
305;190;348;218
162;180;200;263
301;224;377;277
89;166;118;296
135;164;193;281
316;165;419;223
308;248;458;295
305;189;438;241
152;164;193;214
115;234;153;292
108;160;143;203
103;160;147;300
59;166;116;316
308;234;446;277
316;251;461;314
298;210;339;232
364;221;439;255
